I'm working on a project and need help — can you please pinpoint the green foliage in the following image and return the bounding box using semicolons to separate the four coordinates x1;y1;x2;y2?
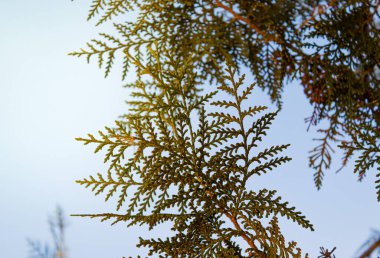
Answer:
303;0;380;189
76;51;313;256
71;0;380;198
308;123;340;189
71;0;380;256
339;123;380;200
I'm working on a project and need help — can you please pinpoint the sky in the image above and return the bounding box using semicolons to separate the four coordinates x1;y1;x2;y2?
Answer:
0;1;379;258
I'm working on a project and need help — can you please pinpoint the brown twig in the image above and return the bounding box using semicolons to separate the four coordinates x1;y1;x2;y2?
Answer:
359;238;380;258
224;212;259;255
195;176;259;254
213;0;306;56
214;0;274;42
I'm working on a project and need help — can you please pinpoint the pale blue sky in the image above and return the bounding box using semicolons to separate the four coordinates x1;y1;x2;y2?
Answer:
0;1;379;257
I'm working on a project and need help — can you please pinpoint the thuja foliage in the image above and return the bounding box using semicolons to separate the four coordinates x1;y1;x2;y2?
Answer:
76;50;313;257
71;0;380;199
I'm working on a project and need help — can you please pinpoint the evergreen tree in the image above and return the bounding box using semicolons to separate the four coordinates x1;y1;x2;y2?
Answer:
75;50;313;256
71;0;380;199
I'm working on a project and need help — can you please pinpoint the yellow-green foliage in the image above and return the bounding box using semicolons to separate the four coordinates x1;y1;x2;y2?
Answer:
71;0;380;200
76;50;313;257
71;0;380;256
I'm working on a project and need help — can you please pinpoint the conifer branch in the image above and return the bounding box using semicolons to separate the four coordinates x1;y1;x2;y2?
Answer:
74;0;380;198
213;0;307;57
214;0;270;42
76;51;312;255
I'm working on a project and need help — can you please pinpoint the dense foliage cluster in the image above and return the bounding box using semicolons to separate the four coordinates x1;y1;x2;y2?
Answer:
72;0;380;256
71;0;380;199
76;50;313;257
